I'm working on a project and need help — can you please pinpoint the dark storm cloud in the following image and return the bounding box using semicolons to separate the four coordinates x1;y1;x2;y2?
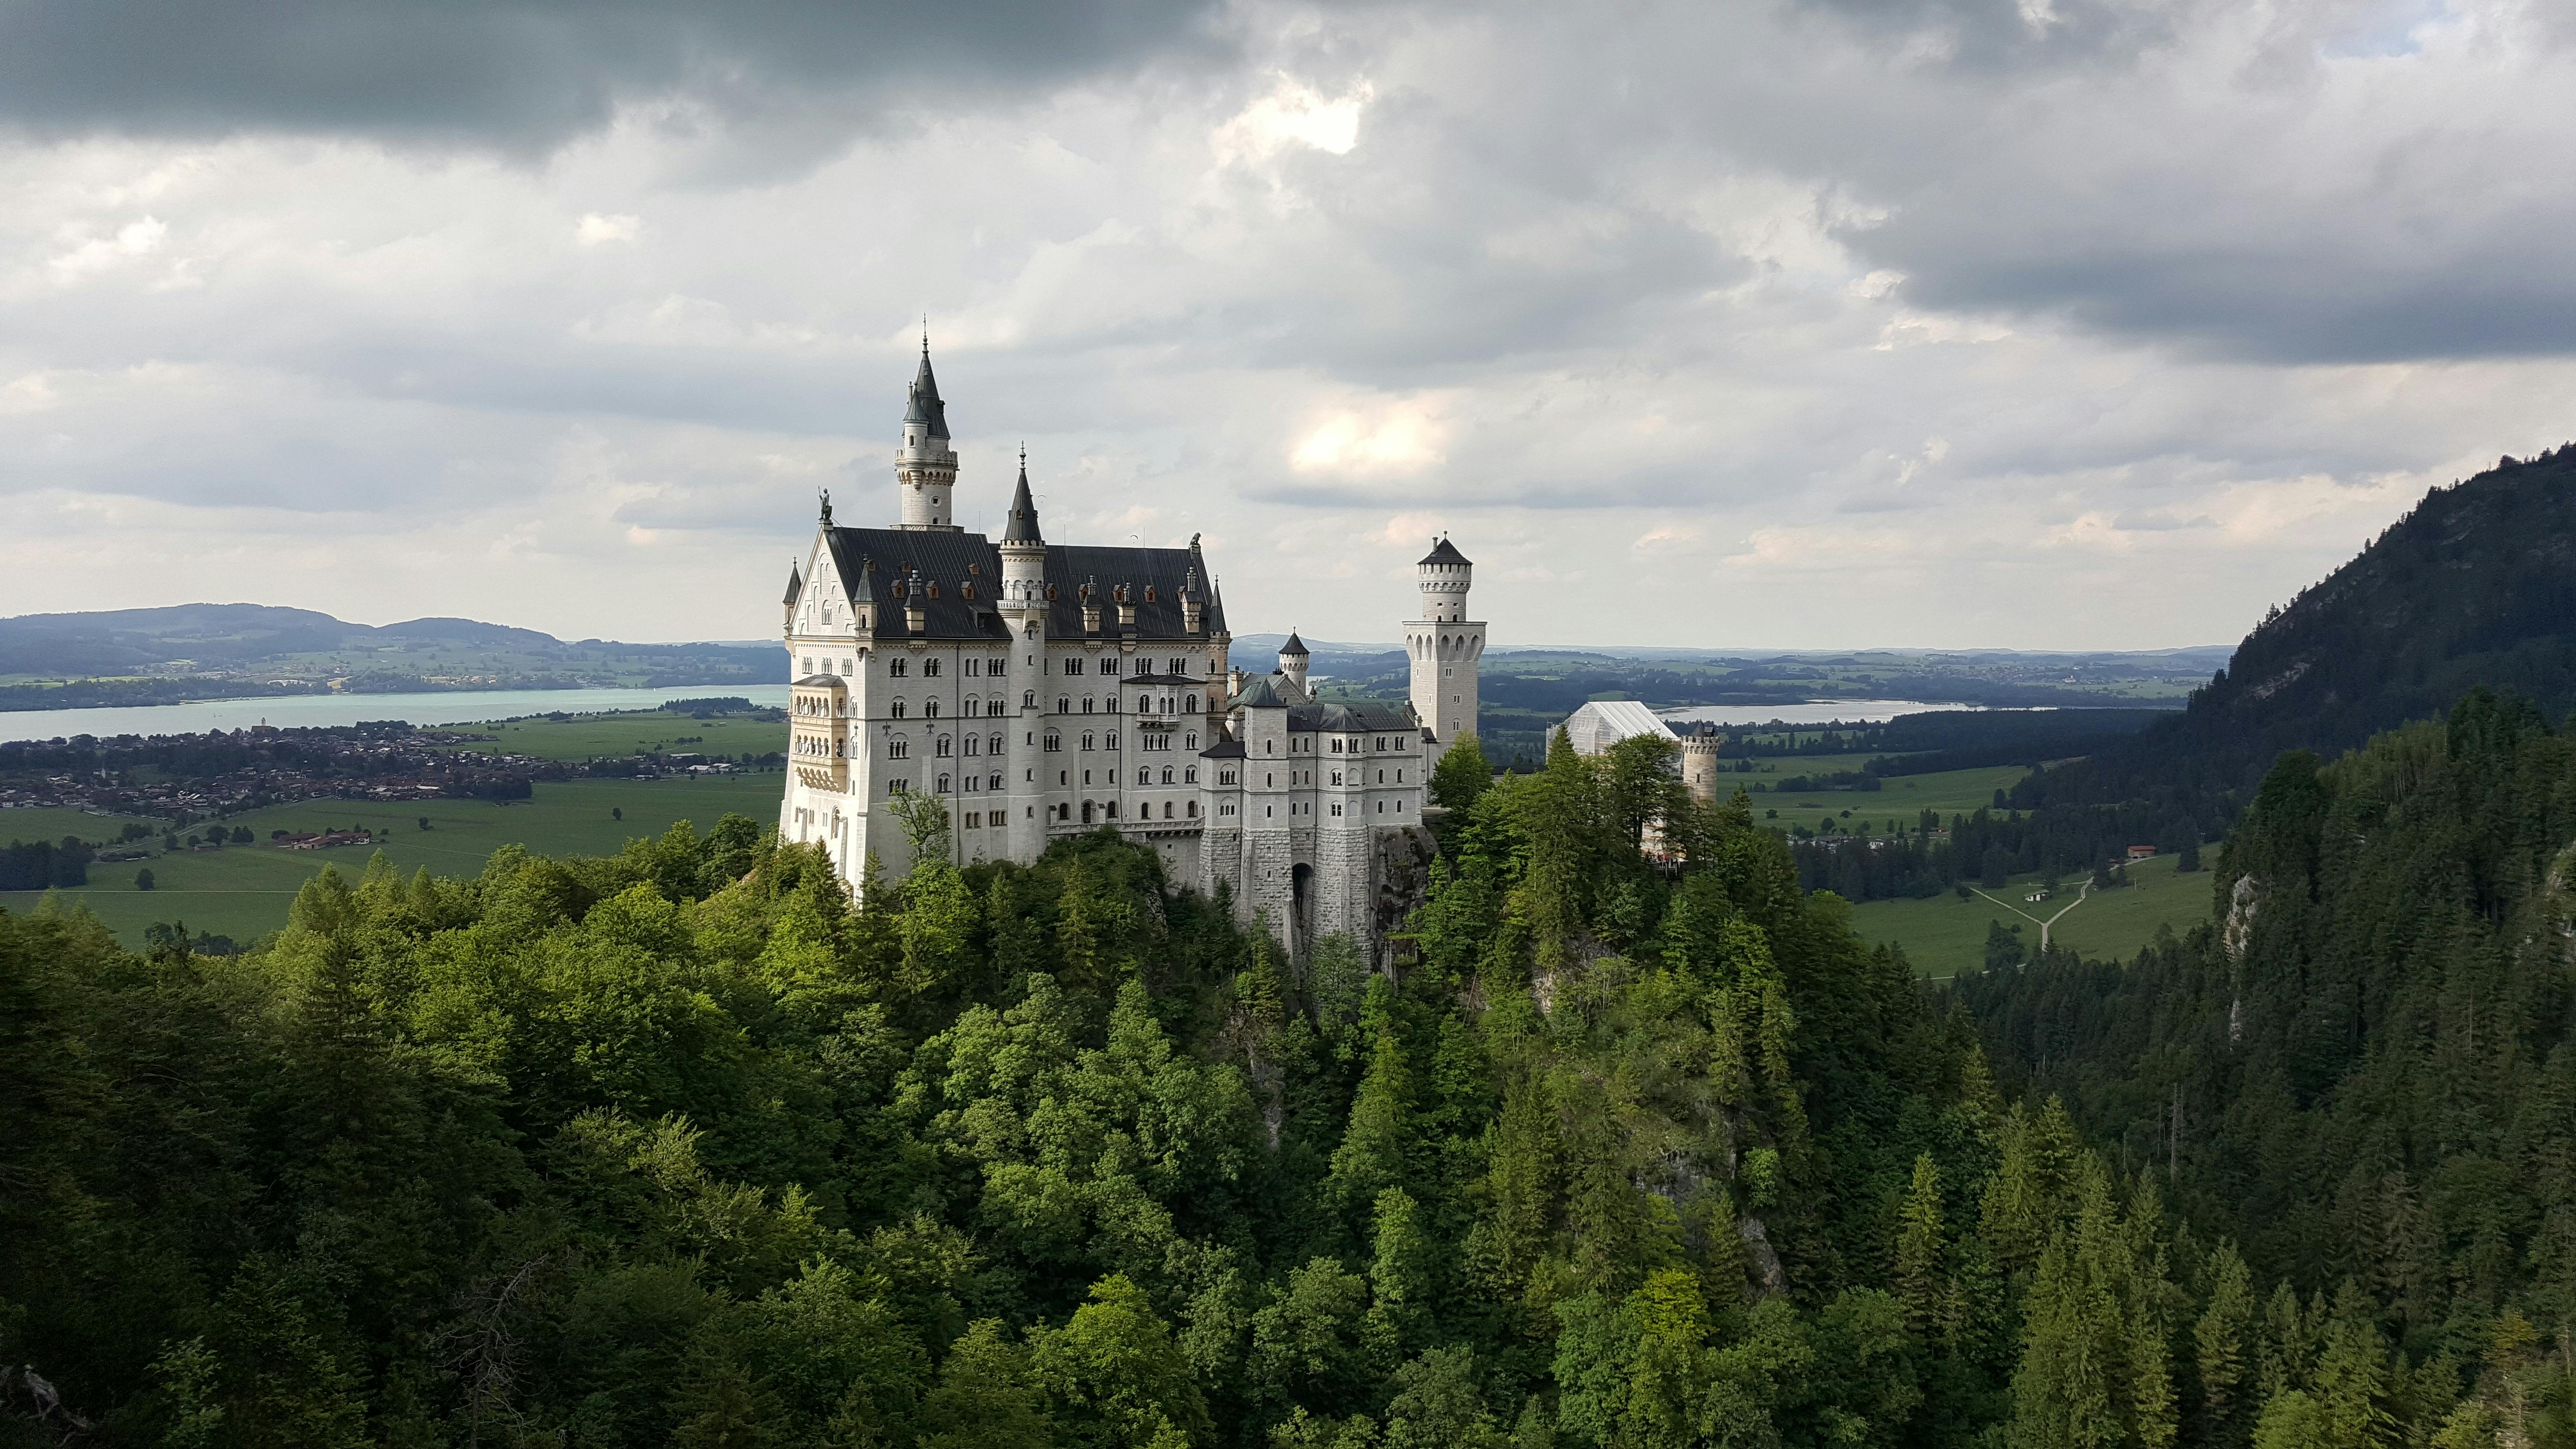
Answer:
1861;218;2576;363
0;0;1227;151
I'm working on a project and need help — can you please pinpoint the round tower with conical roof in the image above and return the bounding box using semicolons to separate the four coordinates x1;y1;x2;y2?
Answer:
896;337;960;531
1277;629;1310;698
1405;535;1484;755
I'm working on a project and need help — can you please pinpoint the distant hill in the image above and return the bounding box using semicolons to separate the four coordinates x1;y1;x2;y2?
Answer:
2013;443;2576;847
0;604;786;709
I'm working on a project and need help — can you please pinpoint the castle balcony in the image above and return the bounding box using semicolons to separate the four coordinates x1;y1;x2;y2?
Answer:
789;674;851;791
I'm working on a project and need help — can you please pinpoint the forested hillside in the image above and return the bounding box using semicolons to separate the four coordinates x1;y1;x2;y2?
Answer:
1966;690;2576;1441
0;732;2157;1445
1995;447;2576;881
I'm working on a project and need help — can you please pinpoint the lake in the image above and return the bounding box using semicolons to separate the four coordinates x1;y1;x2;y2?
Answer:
1657;699;1987;727
0;685;793;745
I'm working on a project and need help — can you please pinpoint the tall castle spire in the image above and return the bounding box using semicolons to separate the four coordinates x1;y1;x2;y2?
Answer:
895;333;961;531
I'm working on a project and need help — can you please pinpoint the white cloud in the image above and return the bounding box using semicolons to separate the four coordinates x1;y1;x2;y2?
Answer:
1214;75;1370;163
0;0;2571;650
47;215;165;280
576;212;642;245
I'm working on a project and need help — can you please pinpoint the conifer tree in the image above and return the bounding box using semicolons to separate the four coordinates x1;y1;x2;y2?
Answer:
2196;1243;2256;1446
1894;1154;1949;1336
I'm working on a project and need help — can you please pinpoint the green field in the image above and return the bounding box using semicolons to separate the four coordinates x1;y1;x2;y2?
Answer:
424;708;784;763
1736;759;2031;839
1847;848;2217;979
0;804;168;845
1;773;785;948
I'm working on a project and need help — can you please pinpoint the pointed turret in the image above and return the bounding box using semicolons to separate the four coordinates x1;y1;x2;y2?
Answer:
903;339;949;439
782;561;803;607
895;335;962;531
1000;454;1043;544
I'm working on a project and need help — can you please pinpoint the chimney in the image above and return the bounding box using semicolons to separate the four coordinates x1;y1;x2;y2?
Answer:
1116;581;1138;630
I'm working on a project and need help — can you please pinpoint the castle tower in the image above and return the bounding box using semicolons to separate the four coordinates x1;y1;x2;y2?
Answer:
1680;723;1725;804
895;339;961;531
999;454;1049;861
1405;536;1483;750
1277;630;1310;699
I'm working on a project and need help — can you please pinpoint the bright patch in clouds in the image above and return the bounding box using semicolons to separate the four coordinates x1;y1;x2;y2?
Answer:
48;216;165;279
1216;76;1370;162
1291;402;1446;477
576;212;641;245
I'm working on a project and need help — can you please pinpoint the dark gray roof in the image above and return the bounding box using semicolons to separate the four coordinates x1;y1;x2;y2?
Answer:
1201;739;1247;758
903;348;949;436
793;674;845;687
1278;630;1308;656
1289;700;1417;733
820;526;1227;643
783;563;803;606
1419;537;1471;566
1233;675;1289;708
1000;464;1042;544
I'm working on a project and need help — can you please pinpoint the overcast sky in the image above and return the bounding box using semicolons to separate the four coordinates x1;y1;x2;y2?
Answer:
3;0;2571;650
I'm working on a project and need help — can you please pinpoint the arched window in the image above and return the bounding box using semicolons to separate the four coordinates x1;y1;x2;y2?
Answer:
937;773;951;792
936;736;953;758
1024;691;1037;708
963;735;979;757
1082;732;1095;751
889;659;908;677
1162;801;1174;818
1186;693;1199;713
1160;766;1174;785
1082;697;1095;714
1185;766;1197;784
964;695;978;718
889;739;910;759
890;700;906;719
925;699;941;718
988;734;1003;755
1064;658;1082;675
924;658;942;677
987;772;1002;790
1187;800;1198;817
1057;696;1070;713
1044;732;1061;752
988;700;1005;716
1137;768;1149;785
1185;732;1198;750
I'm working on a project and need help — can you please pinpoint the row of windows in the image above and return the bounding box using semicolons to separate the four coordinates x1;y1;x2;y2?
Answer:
885;698;1012;719
1036;730;1203;752
1241;794;1413;819
1063;657;1196;677
886;656;1007;679
1252;734;1417;756
1050;694;1201;715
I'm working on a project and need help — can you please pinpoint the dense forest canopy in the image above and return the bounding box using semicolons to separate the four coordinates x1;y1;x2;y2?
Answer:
0;730;1971;1448
8;695;2576;1446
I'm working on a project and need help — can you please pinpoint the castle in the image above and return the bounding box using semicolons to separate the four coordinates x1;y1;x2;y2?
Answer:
777;344;1484;956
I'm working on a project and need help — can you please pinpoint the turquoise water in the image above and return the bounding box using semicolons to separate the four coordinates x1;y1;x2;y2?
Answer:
0;685;792;744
